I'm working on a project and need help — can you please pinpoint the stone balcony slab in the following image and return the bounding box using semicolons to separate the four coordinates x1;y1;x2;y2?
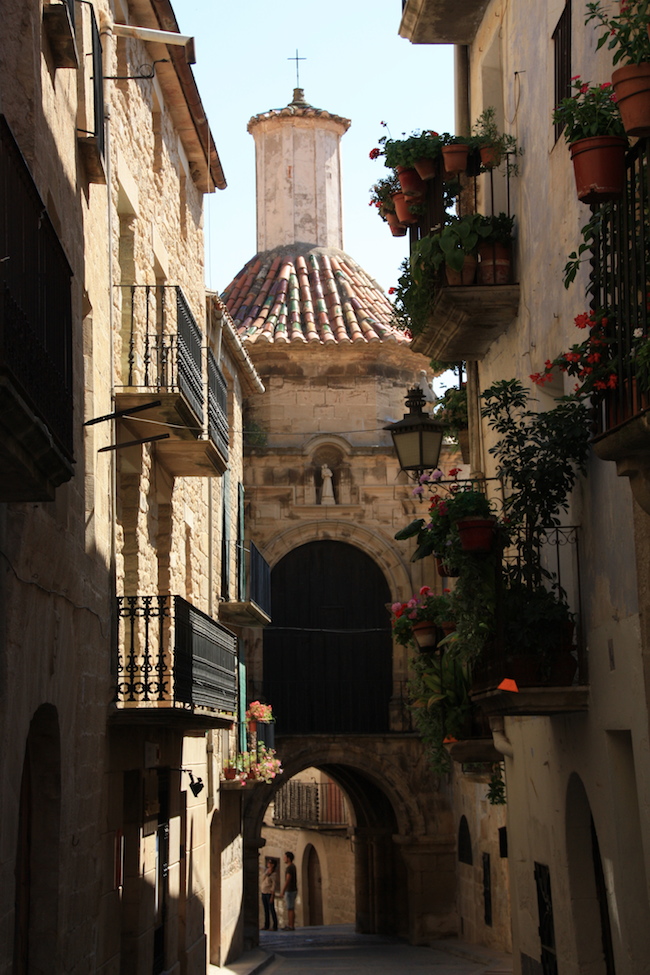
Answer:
410;285;520;361
471;685;589;717
399;0;491;44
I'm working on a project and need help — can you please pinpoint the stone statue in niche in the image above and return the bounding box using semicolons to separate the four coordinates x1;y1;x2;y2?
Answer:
320;464;336;505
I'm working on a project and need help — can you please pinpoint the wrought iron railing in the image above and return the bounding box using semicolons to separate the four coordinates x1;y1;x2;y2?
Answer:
273;780;349;827
207;348;229;459
472;525;587;689
116;595;238;712
590;138;650;432
0;116;73;456
120;285;204;425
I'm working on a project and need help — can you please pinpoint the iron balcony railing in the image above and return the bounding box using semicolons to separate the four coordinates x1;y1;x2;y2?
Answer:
116;595;238;713
590;138;650;432
472;525;587;690
121;285;205;424
0;116;73;457
273;781;349;828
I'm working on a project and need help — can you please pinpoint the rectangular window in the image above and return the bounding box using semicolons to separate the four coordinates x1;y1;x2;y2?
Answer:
534;862;558;975
553;0;572;142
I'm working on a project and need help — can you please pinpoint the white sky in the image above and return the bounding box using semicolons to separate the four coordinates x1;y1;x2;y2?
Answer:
177;1;455;298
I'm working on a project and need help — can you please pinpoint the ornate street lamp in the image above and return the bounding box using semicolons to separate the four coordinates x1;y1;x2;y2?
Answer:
384;387;445;478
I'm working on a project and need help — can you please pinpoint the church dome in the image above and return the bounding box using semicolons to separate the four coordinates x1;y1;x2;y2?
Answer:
222;243;408;346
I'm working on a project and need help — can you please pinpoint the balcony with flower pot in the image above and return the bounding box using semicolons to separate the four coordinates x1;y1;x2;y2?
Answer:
115;285;229;477
113;594;238;728
575;138;650;515
373;124;520;361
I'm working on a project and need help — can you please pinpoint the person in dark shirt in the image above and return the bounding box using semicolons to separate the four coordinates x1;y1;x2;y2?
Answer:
281;850;297;930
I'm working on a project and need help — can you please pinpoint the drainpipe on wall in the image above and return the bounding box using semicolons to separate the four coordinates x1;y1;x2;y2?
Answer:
100;14;118;650
454;47;485;479
489;716;514;758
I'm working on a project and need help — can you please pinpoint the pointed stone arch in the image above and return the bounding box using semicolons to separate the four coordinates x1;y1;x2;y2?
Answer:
259;519;414;601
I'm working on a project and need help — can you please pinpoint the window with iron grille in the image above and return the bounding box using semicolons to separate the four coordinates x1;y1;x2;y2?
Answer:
553;0;572;143
535;862;558;975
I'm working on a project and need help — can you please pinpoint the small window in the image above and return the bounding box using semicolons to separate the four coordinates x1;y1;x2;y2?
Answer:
553;1;572;143
458;816;473;865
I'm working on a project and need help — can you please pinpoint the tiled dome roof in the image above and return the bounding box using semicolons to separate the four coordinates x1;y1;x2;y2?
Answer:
222;245;408;346
247;88;351;133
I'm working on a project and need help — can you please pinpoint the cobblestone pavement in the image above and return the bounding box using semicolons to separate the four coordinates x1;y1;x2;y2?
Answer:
212;924;513;975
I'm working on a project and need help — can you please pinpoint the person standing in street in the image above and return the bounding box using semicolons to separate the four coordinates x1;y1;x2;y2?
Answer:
281;850;297;930
261;859;278;931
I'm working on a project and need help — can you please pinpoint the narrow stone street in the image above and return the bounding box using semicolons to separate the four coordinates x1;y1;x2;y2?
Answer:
212;925;512;975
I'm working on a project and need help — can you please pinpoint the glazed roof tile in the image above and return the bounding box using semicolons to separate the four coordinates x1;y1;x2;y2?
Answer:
222;245;408;346
247;88;351;134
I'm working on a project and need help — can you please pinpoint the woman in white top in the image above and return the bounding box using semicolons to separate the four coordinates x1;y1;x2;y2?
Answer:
260;859;278;931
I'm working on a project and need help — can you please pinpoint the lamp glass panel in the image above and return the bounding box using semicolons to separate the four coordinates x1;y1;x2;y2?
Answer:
421;432;444;468
392;430;421;469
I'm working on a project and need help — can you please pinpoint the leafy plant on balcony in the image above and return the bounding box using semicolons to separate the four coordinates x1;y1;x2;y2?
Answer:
409;650;473;775
390;587;454;647
471;106;518;164
586;0;650;66
415;214;492;273
434;383;468;438
370;129;450;168
553;76;626;142
530;309;619;400
369;172;401;220
477;212;515;247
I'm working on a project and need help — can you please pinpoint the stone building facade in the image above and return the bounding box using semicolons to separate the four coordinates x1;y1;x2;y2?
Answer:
0;2;262;973
400;0;650;971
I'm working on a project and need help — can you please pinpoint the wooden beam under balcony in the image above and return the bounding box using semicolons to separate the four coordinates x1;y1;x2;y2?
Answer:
471;685;590;716
410;285;520;361
399;0;491;44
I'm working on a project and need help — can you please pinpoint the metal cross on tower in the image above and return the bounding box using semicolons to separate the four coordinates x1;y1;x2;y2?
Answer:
288;49;306;88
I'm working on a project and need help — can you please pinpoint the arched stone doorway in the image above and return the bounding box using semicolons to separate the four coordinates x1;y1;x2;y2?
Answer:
263;540;392;734
242;738;456;949
305;844;324;926
13;704;61;974
565;773;615;975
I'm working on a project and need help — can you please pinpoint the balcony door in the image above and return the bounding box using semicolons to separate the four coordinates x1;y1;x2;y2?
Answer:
263;541;392;734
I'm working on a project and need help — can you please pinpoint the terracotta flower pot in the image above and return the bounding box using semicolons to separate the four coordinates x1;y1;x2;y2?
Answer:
612;62;650;137
247;719;257;734
569;136;627;204
442;144;469;176
411;621;438;649
456;516;495;552
445;255;477;286
477;242;512;285
396;165;426;199
223;767;238;780
436;557;460;578
385;210;407;236
413;156;437;180
392;192;419;225
479;145;502;168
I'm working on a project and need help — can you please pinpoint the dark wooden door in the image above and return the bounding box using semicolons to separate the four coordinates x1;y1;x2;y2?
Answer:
263;541;392;733
307;846;323;925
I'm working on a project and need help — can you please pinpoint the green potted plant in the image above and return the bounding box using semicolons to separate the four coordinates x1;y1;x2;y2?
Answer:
586;0;650;135
246;700;274;734
369;173;406;236
434;384;469;461
477;213;515;284
471;107;518;168
500;583;577;686
444;484;496;552
409;650;474;774
553;76;627;204
390;586;455;649
413;213;492;285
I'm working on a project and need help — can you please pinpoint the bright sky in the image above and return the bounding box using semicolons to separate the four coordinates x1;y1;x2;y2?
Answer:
177;1;455;298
